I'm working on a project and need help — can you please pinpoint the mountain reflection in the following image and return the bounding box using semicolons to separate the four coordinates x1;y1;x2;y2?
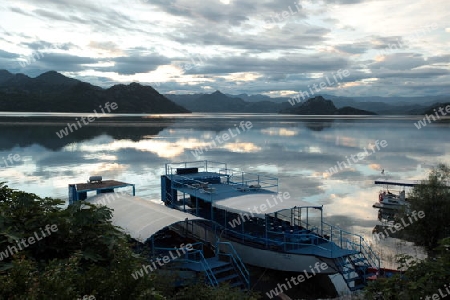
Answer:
0;114;448;259
0;119;172;151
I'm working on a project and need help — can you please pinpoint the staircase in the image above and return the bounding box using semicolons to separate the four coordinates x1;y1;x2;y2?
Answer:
209;260;246;289
160;241;249;289
334;238;380;291
215;241;250;290
335;255;370;291
320;220;380;291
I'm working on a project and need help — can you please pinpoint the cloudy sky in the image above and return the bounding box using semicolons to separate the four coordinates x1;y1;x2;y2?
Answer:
0;0;449;97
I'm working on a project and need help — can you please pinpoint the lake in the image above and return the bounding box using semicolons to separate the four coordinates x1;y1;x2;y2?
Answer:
1;113;448;267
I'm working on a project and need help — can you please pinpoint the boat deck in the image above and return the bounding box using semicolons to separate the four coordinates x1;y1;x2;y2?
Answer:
174;182;275;202
162;162;375;264
287;242;357;258
73;180;134;192
166;171;312;215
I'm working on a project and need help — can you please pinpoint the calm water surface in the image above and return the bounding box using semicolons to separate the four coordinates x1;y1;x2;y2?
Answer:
1;113;448;267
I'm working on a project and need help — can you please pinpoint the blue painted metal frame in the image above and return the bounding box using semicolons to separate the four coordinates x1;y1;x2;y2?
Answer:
68;182;135;204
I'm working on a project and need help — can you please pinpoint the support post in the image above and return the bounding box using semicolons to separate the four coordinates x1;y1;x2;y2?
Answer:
306;208;309;230
320;206;323;235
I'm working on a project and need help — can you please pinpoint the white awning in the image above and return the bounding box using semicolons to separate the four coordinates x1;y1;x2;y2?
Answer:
213;192;312;217
87;193;203;242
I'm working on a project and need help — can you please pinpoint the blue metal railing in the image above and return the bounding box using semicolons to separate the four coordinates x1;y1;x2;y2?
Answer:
216;241;250;289
186;249;219;287
221;168;279;193
153;242;219;287
165;160;279;194
220;228;335;257
322;221;380;269
165;160;227;176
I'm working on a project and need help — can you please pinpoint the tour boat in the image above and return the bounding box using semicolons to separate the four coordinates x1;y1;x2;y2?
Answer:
160;160;380;292
372;179;418;210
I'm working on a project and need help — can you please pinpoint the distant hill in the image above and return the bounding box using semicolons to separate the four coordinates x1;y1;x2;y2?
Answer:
422;102;450;115
0;70;189;114
336;106;377;115
323;94;446;115
280;96;377;115
166;92;446;115
165;90;290;113
226;93;290;103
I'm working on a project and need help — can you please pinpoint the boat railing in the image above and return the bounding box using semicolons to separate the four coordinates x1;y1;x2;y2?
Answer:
165;160;228;176
220;227;335;256
154;242;219;287
322;221;380;269
218;168;279;192
215;241;250;289
169;170;278;195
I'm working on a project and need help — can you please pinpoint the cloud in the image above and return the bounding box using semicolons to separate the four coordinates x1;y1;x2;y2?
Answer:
0;0;448;97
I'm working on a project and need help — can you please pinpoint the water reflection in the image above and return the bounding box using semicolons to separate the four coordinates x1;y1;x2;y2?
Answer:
0;114;447;266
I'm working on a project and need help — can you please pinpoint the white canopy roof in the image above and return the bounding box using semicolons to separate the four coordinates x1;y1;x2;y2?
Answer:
213;192;314;217
88;193;203;242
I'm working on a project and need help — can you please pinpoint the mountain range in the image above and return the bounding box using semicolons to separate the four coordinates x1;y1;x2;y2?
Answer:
0;70;188;113
164;90;291;113
0;70;447;115
165;91;448;115
279;96;377;115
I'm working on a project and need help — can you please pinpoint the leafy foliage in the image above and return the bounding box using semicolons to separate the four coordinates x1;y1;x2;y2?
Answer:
0;182;165;299
364;164;450;299
364;238;450;300
404;164;450;249
170;283;260;300
0;183;258;299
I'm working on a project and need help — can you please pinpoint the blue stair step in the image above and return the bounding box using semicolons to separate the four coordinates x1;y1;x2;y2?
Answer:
213;266;234;275
351;257;367;264
341;268;355;275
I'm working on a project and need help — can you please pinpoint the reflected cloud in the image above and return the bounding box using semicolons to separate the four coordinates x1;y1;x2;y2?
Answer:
0;115;443;268
223;142;261;153
261;128;298;136
369;163;382;171
0;115;448;237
